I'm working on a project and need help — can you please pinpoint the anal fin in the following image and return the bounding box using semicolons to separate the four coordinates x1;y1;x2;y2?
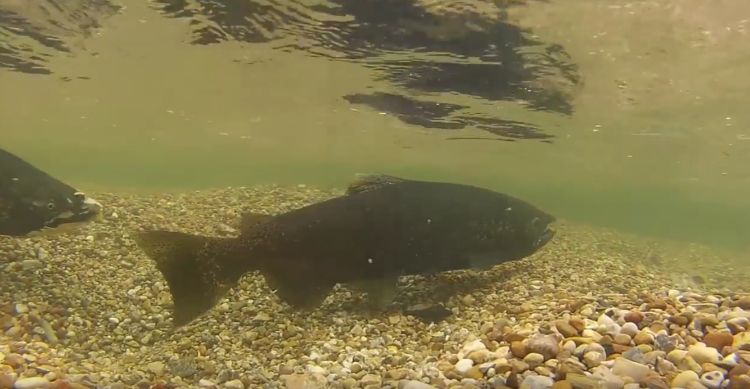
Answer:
348;276;399;311
261;269;333;309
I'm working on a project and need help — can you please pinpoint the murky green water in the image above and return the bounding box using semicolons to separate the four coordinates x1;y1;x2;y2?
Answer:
1;0;749;251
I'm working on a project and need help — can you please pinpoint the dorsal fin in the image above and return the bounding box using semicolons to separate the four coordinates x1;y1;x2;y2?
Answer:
239;212;274;231
346;174;406;195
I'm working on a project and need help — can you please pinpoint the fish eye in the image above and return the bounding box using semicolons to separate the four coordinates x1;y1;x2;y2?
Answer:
46;202;56;210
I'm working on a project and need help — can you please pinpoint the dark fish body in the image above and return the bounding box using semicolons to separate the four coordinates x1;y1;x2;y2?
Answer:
135;175;555;326
0;148;102;236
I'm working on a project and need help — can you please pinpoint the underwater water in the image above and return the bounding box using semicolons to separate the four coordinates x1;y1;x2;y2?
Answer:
1;1;749;389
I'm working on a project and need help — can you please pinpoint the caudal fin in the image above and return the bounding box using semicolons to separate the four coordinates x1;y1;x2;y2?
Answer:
133;230;242;326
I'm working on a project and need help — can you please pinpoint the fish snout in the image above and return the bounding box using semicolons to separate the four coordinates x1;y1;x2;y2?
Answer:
75;192;103;215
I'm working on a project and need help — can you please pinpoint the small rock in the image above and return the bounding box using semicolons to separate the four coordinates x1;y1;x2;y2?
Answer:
734;332;750;348
224;379;244;389
621;323;639;338
624;311;644;324
654;334;676;352
198;379;216;388
689;345;722;364
556;321;579;338
402;381;437;389
623;384;640;389
520;375;554;389
3;353;24;368
511;341;528;358
634;331;654;346
524;353;545;368
13;377;50;389
673;371;701;388
455;359;474;374
734;296;750;310
387;368;408;380
527;334;560;360
253;312;271;321
612;357;650;383
700;371;724;389
147;361;165;375
704;332;734;351
566;373;601;389
643;376;670;389
360;374;381;386
598;314;621;336
583;351;605;368
551;380;573;389
614;334;632;345
623;347;646;364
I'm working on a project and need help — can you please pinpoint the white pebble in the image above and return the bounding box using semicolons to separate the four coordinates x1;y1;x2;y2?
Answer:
563;340;577;353
519;375;554;389
611;357;650;383
198;379;216;388
460;339;487;356
700;371;724;389
403;381;438;389
455;358;474;374
621;322;639;337
597;313;621;336
14;303;29;314
584;351;605;368
688;344;721;364
13;377;50;389
668;289;681;298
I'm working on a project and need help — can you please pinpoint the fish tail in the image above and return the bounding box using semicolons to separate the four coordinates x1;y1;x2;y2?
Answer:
134;230;244;326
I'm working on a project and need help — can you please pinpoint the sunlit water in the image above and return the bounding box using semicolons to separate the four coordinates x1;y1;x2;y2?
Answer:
1;0;748;252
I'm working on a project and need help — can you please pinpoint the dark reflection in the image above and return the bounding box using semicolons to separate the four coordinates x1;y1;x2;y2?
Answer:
345;92;554;141
152;0;579;140
0;1;120;74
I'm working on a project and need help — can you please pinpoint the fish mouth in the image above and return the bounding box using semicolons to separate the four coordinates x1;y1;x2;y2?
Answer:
44;196;103;228
534;226;555;248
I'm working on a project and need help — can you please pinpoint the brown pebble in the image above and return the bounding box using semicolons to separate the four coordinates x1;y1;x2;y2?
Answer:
669;314;690;326
650;323;667;333
3;353;24;368
465;366;483;380
569;318;586;333
506;371;520;389
647;300;668;310
0;373;14;389
730;363;750;378
704;332;734;351
644;375;670;389
551;380;573;389
612;344;632;354
735;297;750;310
505;333;526;342
555;320;579;338
703;363;728;374
634;331;654;345
729;374;750;389
511;341;528;358
624;311;644;324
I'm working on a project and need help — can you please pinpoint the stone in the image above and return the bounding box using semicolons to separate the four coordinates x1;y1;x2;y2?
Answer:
624;384;639;389
464;366;483;380
147;361;165;375
689;345;722;364
527;334;560;360
728;375;750;389
621;323;639;338
597;314;621;336
3;354;24;368
387;368;409;380
282;373;327;389
614;334;632;345
672;371;701;388
512;341;528;358
13;377;50;389
0;374;12;389
623;347;646;364
566;373;601;389
461;339;487;355
668;350;688;364
634;331;654;346
654;334;676;352
551;380;573;389
224;379;244;389
612;357;650;383
583;352;604;368
704;332;734;351
360;374;381;386
643;375;670;389
519;375;554;389
734;297;750;310
556;321;579;338
700;371;724;389
734;332;750;348
591;366;624;389
455;359;474;375
524;353;545;368
198;379;216;388
624;311;644;324
402;381;437;389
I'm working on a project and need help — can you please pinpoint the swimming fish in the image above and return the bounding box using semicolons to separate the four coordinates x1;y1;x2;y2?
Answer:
0;148;102;236
135;175;555;326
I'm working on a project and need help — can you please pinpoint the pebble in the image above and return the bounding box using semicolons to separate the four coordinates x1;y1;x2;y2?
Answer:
624;311;644;324
13;377;50;389
455;359;474;374
223;379;244;389
598;314;621;336
551;380;573;389
700;371;724;389
147;361;165;375
612;357;650;383
360;374;381;386
704;332;734;350
520;375;554;389
614;333;632;345
734;332;750;348
673;371;701;388
634;331;654;346
402;381;437;389
556;320;579;338
512;341;528;358
198;379;216;388
583;351;605;368
621;322;639;337
524;353;545;368
527;334;560;360
689;345;722;364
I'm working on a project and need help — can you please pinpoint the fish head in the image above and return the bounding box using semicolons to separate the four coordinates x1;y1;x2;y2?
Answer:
7;178;103;235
